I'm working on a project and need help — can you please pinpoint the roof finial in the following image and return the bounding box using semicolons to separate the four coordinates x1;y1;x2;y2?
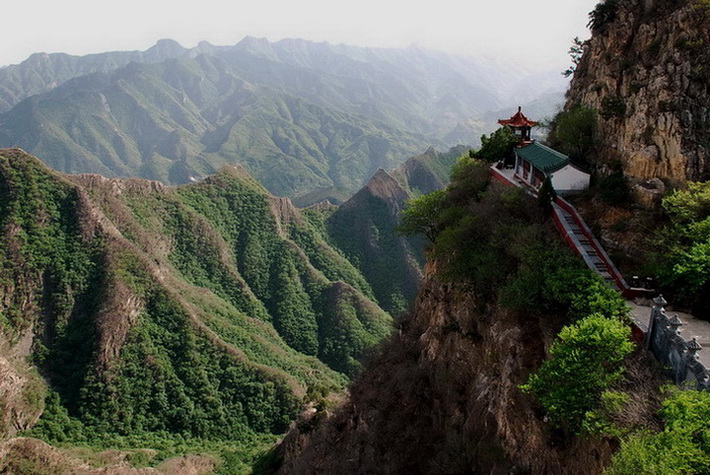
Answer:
518;105;522;113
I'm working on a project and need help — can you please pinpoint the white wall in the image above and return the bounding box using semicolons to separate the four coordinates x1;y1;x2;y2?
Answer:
550;165;590;191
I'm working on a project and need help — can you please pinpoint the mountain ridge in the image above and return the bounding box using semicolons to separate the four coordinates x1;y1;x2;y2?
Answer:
0;37;566;198
0;147;401;456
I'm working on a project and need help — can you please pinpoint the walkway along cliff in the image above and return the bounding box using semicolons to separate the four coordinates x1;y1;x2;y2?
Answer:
491;162;710;391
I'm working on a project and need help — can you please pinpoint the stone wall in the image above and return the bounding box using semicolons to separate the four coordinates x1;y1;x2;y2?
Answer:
643;296;709;390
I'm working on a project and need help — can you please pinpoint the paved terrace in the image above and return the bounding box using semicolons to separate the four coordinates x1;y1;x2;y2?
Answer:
630;301;710;369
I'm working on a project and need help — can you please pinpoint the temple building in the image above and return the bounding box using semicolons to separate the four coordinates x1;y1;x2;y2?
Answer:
514;142;590;193
497;107;590;194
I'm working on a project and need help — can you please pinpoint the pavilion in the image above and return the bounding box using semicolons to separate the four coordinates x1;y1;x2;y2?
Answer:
497;107;590;194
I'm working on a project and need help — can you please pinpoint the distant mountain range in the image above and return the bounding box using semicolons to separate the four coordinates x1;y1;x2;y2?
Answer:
0;38;566;199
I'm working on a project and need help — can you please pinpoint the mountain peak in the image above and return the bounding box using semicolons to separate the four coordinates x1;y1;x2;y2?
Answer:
145;39;188;60
152;38;184;50
349;168;409;213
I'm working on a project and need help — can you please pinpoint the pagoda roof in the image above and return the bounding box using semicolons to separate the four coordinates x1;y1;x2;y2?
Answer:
498;106;538;128
515;142;569;173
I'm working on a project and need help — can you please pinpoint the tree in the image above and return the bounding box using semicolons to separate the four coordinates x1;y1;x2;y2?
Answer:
521;313;634;434
658;182;710;317
546;106;597;166
537;176;557;209
562;37;586;78
471;126;519;163
398;189;448;242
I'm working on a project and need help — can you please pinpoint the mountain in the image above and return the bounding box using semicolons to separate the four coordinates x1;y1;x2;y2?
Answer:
564;0;710;183
0;39;191;113
0;54;431;197
0;148;396;469
0;38;567;197
324;146;466;315
274;149;662;475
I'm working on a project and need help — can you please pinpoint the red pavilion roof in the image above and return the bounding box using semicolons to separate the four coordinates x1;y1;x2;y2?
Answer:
498;106;538;128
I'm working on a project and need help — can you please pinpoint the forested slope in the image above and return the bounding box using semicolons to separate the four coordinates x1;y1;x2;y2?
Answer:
0;148;392;470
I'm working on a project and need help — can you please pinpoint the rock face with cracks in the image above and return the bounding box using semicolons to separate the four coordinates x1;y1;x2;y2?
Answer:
566;0;710;184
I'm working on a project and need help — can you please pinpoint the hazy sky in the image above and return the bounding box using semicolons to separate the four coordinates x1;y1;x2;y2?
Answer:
4;0;600;70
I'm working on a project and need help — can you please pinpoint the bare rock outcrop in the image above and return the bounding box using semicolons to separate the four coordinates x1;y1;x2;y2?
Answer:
567;0;709;184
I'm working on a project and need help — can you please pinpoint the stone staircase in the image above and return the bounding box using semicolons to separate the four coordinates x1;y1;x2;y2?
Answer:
552;197;629;294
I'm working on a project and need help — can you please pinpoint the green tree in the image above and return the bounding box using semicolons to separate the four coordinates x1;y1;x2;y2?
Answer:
546;105;597;166
472;126;519;163
398;189;448;242
657;182;710;316
538;176;557;209
521;313;633;434
606;389;710;475
562;37;586;78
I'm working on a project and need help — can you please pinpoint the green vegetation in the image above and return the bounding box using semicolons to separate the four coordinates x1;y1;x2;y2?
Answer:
588;0;622;31
399;190;448;242
521;314;634;434
470;126;518;163
597;169;631;205
601;95;627;120
0;152;98;336
606;388;710;474
538;177;557;209
401;150;635;441
563;37;587;78
0;149;398;470
655;181;710;317
546;105;597;166
400;154;628;320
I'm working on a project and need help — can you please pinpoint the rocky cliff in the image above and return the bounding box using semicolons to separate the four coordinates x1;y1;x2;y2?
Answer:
566;0;709;183
275;170;663;473
275;259;663;473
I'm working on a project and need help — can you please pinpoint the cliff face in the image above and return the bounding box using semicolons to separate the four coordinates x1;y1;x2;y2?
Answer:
567;0;709;183
277;261;662;474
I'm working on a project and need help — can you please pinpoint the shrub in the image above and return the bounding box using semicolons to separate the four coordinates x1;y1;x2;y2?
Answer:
588;0;622;31
597;170;631;205
606;388;710;474
601;96;627;119
521;313;634;434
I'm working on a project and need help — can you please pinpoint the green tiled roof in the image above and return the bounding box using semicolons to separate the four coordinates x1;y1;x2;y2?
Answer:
515;142;569;173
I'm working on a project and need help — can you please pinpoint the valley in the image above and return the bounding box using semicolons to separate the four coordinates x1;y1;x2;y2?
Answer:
2;0;710;472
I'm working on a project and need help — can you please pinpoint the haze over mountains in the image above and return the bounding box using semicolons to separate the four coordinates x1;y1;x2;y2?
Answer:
0;37;566;200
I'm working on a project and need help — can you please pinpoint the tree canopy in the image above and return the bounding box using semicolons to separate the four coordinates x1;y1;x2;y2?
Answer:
521;313;633;434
